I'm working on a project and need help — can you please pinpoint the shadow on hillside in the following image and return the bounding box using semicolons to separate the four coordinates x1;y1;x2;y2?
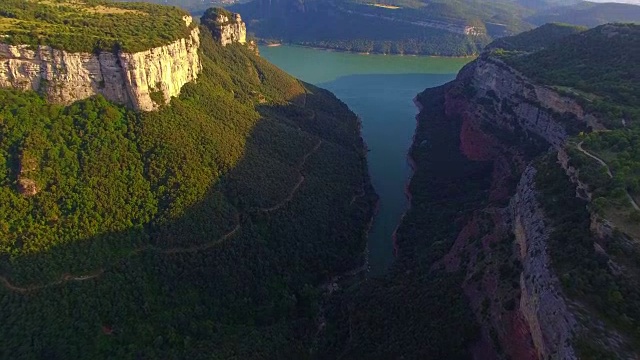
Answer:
0;86;379;357
0;87;374;297
0;73;456;286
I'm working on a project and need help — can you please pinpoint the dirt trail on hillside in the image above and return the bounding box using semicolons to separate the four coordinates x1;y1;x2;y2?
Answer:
577;142;639;211
0;136;325;293
161;225;242;255
258;139;322;213
0;269;105;294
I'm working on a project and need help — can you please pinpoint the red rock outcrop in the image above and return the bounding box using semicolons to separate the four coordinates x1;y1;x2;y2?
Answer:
428;54;597;359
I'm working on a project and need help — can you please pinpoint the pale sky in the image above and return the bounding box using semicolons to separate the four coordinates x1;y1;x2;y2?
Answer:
588;0;640;4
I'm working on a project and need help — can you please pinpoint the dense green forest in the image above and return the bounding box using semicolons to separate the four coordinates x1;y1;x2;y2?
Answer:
113;0;231;14
583;128;640;205
0;21;376;358
0;0;194;52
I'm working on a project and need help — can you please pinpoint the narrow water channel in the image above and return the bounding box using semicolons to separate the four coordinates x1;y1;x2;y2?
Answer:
261;45;471;276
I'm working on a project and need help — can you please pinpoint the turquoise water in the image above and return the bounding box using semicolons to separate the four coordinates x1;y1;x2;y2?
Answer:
261;45;471;276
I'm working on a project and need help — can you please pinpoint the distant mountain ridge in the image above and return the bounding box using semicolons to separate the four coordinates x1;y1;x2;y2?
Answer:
485;22;587;52
529;1;640;26
229;0;640;55
97;0;639;56
230;0;527;56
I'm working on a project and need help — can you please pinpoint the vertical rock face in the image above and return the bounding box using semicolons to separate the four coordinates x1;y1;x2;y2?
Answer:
212;13;247;46
118;27;201;110
435;55;596;359
449;56;599;150
512;166;577;360
0;22;201;111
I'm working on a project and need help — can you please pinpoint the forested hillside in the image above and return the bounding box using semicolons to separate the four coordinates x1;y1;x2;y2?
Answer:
486;22;586;52
505;23;640;128
0;18;376;358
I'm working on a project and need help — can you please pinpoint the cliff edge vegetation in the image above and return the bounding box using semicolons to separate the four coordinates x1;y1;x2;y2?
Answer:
0;1;207;111
0;0;194;52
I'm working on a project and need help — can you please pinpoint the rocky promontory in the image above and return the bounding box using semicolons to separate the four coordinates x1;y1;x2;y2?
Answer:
201;8;247;46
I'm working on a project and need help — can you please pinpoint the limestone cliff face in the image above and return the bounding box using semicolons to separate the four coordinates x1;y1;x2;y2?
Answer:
212;13;247;46
434;55;597;359
446;56;601;152
512;166;577;360
0;21;201;111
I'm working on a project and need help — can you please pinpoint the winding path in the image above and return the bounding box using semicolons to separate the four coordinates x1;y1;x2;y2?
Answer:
0;270;105;294
161;225;242;255
577;141;640;211
258;139;322;213
577;142;612;177
0;134;325;294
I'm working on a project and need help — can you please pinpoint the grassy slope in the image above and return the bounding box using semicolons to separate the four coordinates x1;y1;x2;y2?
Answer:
0;25;376;358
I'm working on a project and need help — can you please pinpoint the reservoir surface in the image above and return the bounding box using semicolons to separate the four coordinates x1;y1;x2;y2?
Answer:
261;45;471;275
